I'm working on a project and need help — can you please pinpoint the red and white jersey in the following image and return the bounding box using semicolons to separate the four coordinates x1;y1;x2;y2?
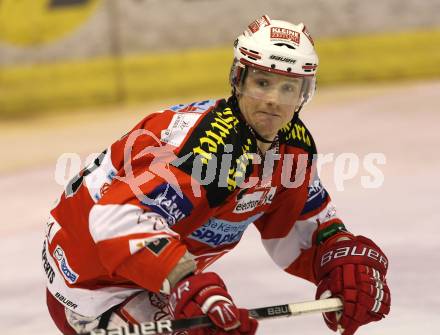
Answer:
42;98;347;317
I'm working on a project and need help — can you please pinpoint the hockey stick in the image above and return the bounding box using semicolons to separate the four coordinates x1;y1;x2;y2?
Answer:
87;297;342;335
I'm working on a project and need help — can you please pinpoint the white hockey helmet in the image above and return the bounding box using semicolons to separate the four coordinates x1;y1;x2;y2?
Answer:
230;15;319;110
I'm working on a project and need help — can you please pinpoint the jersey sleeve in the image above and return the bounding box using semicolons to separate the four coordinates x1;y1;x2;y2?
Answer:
87;115;214;293
254;166;350;284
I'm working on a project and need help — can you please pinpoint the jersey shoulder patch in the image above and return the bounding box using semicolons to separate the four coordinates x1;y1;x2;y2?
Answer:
279;117;317;155
173;100;257;208
167;99;219;114
159;99;221;148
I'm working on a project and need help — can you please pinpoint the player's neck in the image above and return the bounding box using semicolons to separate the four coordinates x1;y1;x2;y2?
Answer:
257;141;272;155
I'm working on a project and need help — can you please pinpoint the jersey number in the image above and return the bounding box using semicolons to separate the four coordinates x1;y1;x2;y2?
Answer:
65;149;107;198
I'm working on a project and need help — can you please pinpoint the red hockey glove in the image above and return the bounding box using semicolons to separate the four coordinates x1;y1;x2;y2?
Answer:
168;272;257;335
315;235;390;335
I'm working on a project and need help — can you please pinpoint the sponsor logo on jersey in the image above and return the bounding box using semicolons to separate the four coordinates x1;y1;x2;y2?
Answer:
189;213;263;247
270;27;300;45
269;55;296;64
308;178;326;201
233;187;276;213
136;213;169;232
144;183;193;226
161;113;201;147
129;236;171;256
301;178;329;214
53;245;79;284
42;240;55;284
91;163;117;202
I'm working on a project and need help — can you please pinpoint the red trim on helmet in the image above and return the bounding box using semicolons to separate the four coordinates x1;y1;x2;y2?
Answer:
239;47;262;60
302;64;318;71
240;58;315;78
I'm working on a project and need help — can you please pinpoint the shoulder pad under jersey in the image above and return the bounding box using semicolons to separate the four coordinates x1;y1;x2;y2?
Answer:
172;99;258;208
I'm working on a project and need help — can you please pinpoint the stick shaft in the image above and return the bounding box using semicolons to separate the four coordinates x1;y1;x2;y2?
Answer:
88;298;343;335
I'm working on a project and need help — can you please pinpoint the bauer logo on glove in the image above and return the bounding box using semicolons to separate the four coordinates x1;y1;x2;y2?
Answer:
320;244;388;269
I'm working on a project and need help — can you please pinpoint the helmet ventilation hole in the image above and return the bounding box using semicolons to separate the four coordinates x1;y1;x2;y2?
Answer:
271;64;276;69
287;67;292;72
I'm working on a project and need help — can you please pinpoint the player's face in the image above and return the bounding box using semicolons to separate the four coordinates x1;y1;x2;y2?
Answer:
237;68;303;140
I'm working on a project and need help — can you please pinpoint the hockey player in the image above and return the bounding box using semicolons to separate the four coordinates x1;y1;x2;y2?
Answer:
43;15;390;334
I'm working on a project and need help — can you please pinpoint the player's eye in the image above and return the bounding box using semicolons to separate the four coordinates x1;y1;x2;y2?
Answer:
282;84;296;93
255;78;269;88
